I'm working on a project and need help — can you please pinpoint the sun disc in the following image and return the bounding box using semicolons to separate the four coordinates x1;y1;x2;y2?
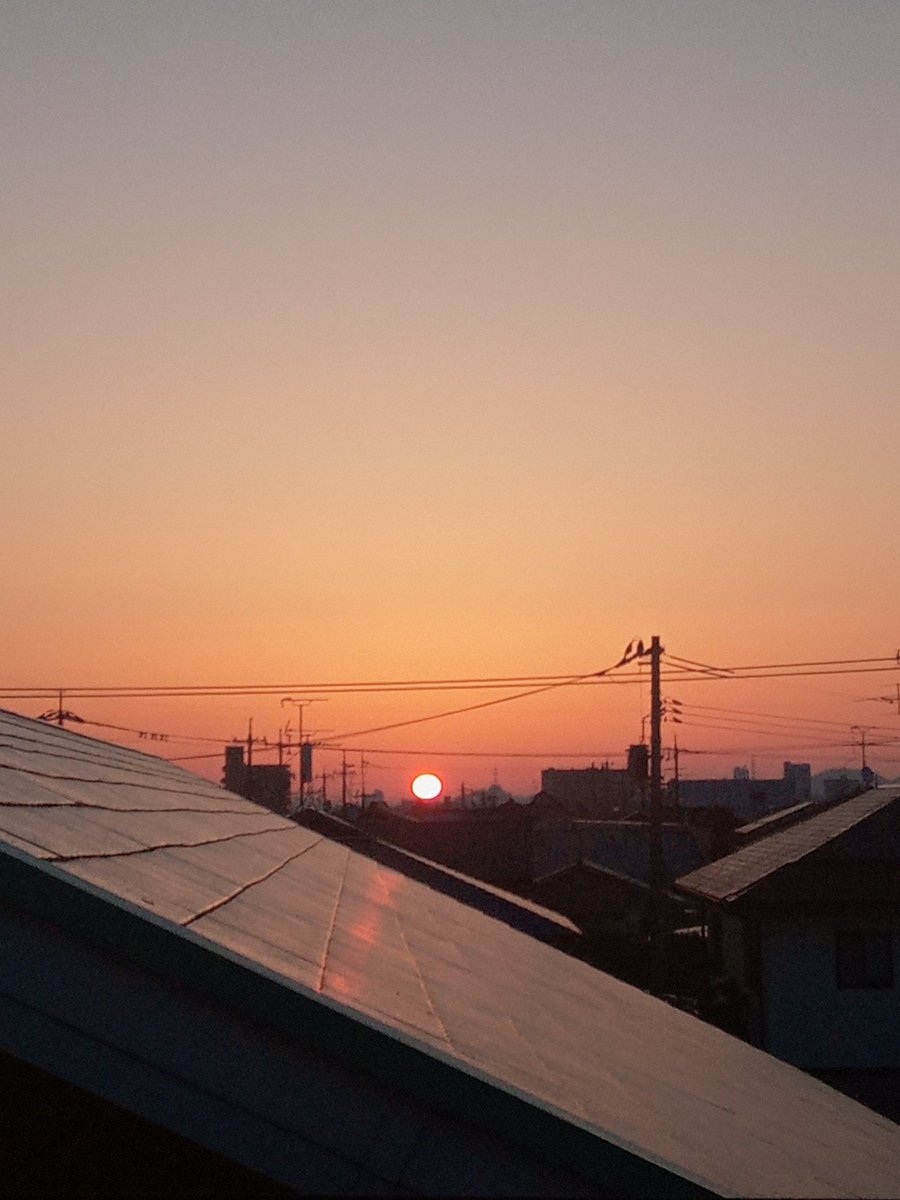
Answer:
411;772;443;801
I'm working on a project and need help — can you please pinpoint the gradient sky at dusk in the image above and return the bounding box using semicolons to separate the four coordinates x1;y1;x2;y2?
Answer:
3;1;899;796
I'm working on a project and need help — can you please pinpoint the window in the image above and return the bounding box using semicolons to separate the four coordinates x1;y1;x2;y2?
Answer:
835;930;894;989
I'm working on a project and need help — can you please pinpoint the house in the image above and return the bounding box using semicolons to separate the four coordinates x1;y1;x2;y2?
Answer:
0;708;898;1197
574;819;706;885
677;787;900;1115
356;799;577;885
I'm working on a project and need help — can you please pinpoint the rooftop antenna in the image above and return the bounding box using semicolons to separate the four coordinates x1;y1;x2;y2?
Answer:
37;689;84;728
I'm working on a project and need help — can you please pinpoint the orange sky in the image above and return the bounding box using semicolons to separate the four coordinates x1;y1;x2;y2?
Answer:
3;2;899;798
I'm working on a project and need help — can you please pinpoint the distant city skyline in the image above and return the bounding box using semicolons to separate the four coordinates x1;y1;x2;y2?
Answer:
3;2;898;799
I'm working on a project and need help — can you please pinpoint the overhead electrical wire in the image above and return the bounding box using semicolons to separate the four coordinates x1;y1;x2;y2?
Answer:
328;653;644;741
1;652;897;701
80;718;236;745
316;746;625;760
675;702;878;730
7;648;900;774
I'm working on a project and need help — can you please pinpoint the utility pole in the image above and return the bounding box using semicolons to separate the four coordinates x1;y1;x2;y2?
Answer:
850;725;870;770
648;635;665;990
281;697;327;811
341;752;348;815
246;718;254;804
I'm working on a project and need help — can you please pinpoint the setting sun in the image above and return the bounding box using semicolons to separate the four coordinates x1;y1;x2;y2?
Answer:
411;772;443;802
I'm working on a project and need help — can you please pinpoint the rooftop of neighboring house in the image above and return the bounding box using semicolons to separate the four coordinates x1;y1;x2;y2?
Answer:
573;819;707;884
676;786;900;908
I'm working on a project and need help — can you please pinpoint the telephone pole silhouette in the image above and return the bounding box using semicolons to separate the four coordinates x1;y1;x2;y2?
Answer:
648;637;665;977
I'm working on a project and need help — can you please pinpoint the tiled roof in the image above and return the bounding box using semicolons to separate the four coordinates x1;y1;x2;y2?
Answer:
677;787;900;904
1;709;898;1198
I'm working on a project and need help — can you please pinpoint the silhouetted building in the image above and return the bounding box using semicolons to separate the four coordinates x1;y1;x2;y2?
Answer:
541;764;639;818
527;861;693;941
676;761;811;822
356;801;575;886
575;820;706;886
223;744;291;814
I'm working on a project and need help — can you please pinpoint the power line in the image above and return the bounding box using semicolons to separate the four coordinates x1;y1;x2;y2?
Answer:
1;652;897;700
678;702;866;729
329;651;645;741
80;718;236;745
316;745;626;760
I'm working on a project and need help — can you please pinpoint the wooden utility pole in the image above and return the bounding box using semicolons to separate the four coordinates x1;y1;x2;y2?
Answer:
246;718;254;804
850;725;869;770
648;635;665;989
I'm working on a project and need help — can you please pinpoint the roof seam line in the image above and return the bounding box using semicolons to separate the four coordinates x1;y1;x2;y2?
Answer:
0;759;229;799
183;835;325;927
49;825;291;865
317;846;350;993
389;902;455;1053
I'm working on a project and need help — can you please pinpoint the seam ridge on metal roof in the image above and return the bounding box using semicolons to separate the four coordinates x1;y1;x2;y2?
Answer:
317;843;350;994
0;758;228;800
385;877;456;1054
184;836;326;927
49;823;292;864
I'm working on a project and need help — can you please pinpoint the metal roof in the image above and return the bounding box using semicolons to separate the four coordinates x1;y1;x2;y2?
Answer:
677;786;900;904
1;709;898;1197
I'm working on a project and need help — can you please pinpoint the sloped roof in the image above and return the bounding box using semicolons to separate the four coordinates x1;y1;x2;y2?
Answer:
677;786;900;904
574;820;705;883
734;799;816;839
1;709;898;1198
